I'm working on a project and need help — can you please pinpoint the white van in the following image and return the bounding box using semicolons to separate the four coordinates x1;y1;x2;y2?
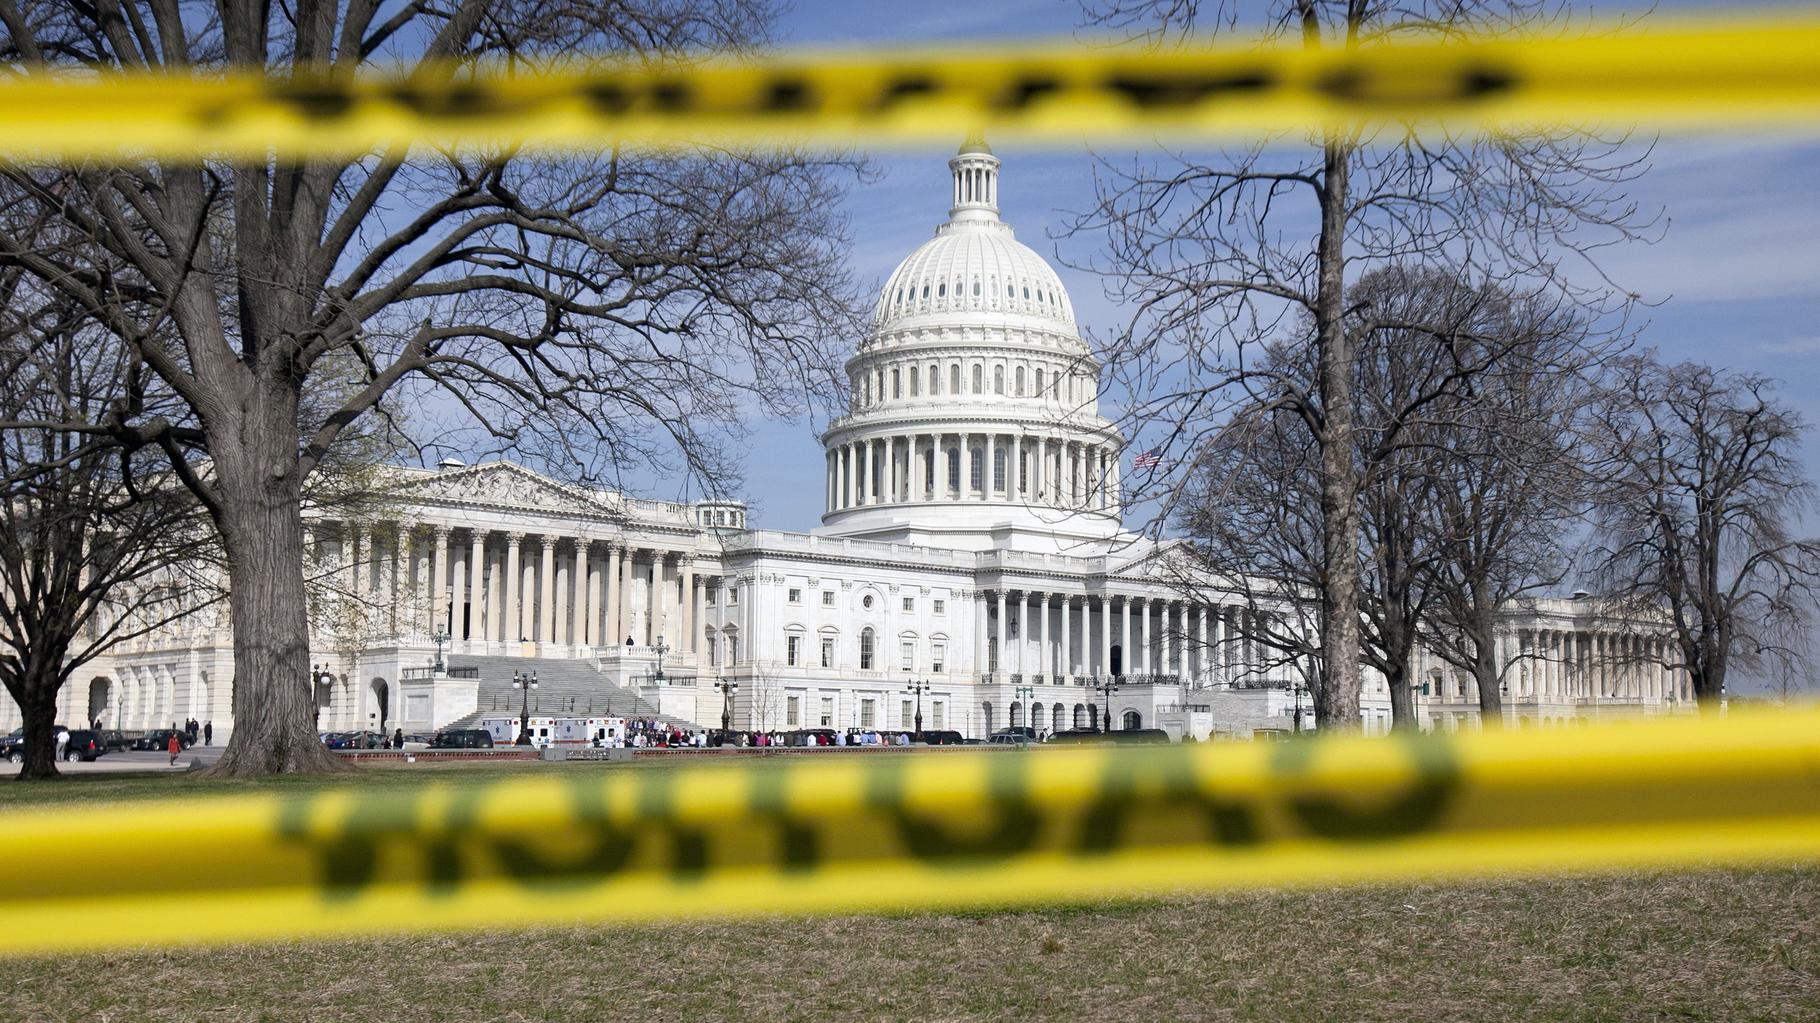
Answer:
555;716;625;746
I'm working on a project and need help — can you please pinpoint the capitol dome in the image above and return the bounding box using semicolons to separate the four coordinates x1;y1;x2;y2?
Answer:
817;138;1126;554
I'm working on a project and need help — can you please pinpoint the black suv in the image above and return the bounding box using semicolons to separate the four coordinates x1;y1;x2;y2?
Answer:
431;728;494;749
132;728;194;752
2;729;106;763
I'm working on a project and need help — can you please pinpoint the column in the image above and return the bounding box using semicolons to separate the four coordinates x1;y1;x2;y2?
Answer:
465;529;486;642
347;524;363;598
1197;606;1209;682
995;589;1007;676
677;553;687;648
569;539;590;647
1109;455;1122;511
648;550;668;645
1041;589;1055;677
429;525;450;636
1010;435;1022;503
690;561;704;655
391;523;407;634
603;543;622;646
618;545;635;646
1099;596;1111;675
538;536;557;643
1037;437;1049;503
1060;594;1072;682
860;439;872;506
1119;596;1131;677
986;433;998;498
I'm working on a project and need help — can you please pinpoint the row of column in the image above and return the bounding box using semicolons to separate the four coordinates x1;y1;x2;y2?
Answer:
826;432;1119;513
328;523;707;654
970;591;1268;684
1510;629;1687;703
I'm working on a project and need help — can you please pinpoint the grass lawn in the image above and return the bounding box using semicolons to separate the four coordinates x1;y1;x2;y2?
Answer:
3;765;1817;1021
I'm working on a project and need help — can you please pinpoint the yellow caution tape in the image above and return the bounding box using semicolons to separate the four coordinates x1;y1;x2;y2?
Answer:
1;16;1818;160
1;705;1818;953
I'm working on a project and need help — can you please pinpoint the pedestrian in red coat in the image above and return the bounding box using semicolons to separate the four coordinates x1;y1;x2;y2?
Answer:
166;732;182;766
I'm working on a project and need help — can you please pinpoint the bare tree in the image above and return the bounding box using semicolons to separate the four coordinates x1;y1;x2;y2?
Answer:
1067;0;1653;728
1413;287;1595;725
0;0;866;773
1586;355;1820;710
0;290;217;779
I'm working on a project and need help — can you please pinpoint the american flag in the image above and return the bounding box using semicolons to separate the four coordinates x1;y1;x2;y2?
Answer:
1133;448;1163;470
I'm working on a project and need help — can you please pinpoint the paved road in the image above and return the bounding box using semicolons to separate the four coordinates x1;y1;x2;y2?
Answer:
0;744;225;775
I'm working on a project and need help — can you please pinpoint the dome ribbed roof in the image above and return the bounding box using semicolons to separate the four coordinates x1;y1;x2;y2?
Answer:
871;223;1076;331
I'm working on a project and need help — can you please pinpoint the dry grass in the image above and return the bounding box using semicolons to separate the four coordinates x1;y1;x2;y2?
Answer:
4;764;1818;1021
1;869;1816;1022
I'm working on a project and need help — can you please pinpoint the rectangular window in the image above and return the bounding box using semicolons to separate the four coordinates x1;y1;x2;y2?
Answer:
707;589;718;607
707;637;718;667
822;590;835;607
932;642;946;673
970;451;983;490
900;641;915;671
932;702;945;730
820;697;834;728
821;637;834;668
902;597;915;613
788;588;802;604
860;699;876;728
786;696;800;727
727;587;739;605
901;700;913;728
786;635;801;666
933;599;945;615
728;637;739;664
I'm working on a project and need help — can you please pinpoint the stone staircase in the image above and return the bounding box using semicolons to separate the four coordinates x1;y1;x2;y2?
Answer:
441;654;698;729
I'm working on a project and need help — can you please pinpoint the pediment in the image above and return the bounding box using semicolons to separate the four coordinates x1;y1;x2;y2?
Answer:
409;462;621;518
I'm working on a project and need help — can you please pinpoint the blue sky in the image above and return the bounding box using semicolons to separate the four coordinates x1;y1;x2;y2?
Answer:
695;0;1820;534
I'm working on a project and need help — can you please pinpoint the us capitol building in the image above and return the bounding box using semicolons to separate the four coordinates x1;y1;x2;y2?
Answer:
7;141;1694;743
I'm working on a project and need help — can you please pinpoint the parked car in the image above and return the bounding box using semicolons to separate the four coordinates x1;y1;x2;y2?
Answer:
97;730;133;753
1045;728;1107;744
988;733;1034;747
431;728;494;749
327;731;388;750
917;730;967;746
0;734;21;763
401;733;436;751
993;726;1040;741
60;730;107;762
132;729;193;752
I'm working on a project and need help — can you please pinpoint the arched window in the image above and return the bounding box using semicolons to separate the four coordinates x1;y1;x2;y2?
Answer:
1035;368;1045;396
921;285;929;299
947;448;960;491
937;282;946;298
972;281;981;297
892;368;901;399
969;446;984;490
926;448;936;491
1014;366;1025;396
909;366;919;396
950;365;961;394
860;376;870;406
928;363;940;395
993;448;1006;491
993;366;1005;394
971;365;983;394
860;627;875;670
1006;284;1014;298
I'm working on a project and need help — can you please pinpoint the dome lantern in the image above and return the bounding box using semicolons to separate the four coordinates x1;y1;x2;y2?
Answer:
949;133;1000;224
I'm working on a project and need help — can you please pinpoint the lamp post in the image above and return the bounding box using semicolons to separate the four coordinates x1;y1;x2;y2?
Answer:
311;663;334;730
1013;683;1034;735
512;669;538;746
1093;676;1118;731
714;672;739;737
905;676;932;740
652;634;670;683
1291;679;1306;733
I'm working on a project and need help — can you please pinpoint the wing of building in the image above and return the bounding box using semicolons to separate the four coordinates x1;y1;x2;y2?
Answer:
3;141;1693;745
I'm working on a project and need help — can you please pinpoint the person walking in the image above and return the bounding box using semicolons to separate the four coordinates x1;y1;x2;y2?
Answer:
166;731;182;766
392;727;404;750
54;726;69;761
203;720;212;745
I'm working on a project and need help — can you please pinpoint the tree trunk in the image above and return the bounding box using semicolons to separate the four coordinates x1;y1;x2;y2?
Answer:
9;677;61;781
1313;137;1362;729
1384;656;1416;731
207;382;345;776
1472;634;1504;729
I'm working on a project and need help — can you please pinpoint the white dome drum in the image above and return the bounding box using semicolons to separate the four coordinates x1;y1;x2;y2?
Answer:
818;138;1126;555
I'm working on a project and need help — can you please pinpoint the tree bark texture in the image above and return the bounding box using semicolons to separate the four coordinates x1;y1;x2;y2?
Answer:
207;384;342;776
1313;137;1362;728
